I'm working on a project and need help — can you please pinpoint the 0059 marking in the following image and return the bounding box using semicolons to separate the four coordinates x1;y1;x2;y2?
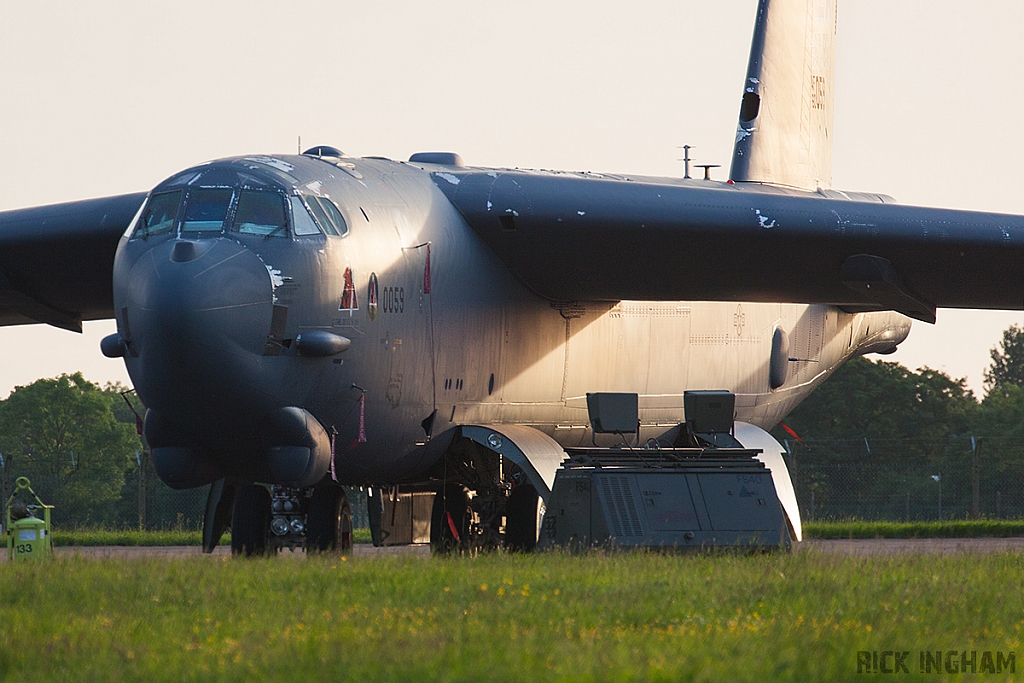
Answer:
382;286;404;314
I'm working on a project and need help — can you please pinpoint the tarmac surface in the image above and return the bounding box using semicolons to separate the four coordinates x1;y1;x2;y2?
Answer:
5;537;1024;560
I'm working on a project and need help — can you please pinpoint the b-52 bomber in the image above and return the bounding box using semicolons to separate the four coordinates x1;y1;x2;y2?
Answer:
1;0;1021;554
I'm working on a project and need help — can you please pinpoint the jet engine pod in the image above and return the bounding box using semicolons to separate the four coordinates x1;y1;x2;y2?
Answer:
260;407;332;488
145;410;223;489
151;447;223;490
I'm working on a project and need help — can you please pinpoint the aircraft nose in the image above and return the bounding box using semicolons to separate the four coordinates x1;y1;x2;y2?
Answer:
121;238;275;417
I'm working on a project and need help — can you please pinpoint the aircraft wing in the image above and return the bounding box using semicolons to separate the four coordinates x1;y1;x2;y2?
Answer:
432;168;1024;323
0;192;147;331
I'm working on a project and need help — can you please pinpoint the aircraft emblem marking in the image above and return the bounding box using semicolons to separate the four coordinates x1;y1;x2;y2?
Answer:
368;273;378;321
340;267;358;312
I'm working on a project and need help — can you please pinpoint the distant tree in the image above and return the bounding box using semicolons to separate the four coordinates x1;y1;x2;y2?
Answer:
0;373;141;525
971;378;1024;459
104;381;145;435
778;357;975;441
984;324;1024;392
972;383;1024;440
773;357;976;463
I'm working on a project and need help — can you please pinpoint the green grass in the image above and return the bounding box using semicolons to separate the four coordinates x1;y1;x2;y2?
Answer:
51;527;373;547
53;528;206;547
804;519;1024;539
0;550;1021;681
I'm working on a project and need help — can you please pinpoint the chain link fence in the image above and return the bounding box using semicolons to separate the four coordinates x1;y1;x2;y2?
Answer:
1;457;371;531
5;436;1023;529
781;436;1024;521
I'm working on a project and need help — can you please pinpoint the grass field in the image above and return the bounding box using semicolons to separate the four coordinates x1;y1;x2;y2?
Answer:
803;519;1024;539
1;550;1021;682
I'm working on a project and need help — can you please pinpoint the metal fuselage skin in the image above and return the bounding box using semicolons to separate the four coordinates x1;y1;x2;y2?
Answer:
111;154;910;488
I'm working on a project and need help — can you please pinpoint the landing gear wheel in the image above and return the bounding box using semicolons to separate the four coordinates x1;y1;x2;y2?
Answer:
430;483;471;554
231;484;271;557
306;485;353;555
505;483;540;553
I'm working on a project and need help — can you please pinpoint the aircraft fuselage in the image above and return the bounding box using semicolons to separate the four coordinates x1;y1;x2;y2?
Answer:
111;153;910;490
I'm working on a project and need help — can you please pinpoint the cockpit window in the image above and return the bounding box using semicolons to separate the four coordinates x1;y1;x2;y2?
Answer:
182;188;233;232
233;190;287;237
304;196;335;236
317;197;349;237
290;196;321;236
304;196;348;237
132;190;181;239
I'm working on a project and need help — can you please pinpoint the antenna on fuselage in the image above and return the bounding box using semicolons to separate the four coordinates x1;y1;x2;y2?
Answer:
694;164;721;181
677;144;694;179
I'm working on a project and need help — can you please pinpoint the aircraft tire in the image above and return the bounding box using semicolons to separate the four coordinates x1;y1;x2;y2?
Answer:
231;484;272;557
430;483;470;554
505;483;540;552
306;485;353;555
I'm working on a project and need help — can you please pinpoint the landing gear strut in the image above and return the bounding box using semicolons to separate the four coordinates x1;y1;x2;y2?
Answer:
231;484;272;556
202;478;237;553
430;483;471;554
367;487;385;547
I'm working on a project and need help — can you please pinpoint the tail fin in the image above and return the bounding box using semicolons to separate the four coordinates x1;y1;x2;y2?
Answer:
730;0;837;191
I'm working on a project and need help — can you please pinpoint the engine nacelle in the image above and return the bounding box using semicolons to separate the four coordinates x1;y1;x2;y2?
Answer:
146;406;332;490
259;407;332;488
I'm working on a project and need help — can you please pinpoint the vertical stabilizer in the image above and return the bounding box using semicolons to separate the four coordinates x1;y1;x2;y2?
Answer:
730;0;837;191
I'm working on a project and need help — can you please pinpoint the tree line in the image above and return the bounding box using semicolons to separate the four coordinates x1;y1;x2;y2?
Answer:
0;373;203;528
773;324;1024;456
771;325;1024;519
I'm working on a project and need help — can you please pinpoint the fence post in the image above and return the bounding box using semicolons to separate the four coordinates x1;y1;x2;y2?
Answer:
787;440;797;490
971;437;980;520
137;450;147;530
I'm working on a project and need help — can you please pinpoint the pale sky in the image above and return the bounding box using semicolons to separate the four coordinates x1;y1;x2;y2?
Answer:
0;1;1021;399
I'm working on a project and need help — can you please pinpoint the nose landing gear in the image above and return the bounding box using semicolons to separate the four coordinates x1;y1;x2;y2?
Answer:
227;483;352;557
